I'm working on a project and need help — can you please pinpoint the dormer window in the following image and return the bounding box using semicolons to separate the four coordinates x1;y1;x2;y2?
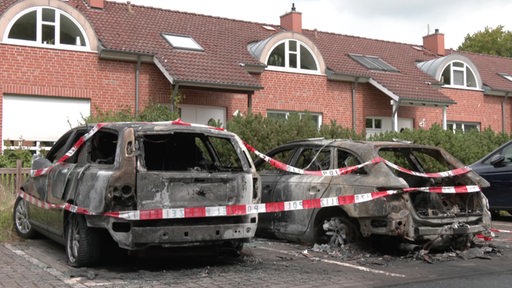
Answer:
4;7;89;50
266;39;318;72
441;61;477;88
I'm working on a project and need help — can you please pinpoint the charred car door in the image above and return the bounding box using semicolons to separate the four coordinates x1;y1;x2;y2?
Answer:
45;129;90;236
26;128;86;235
256;146;296;234
272;146;332;237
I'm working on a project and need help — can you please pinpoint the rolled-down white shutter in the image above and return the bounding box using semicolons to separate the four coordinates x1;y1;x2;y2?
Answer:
2;95;90;142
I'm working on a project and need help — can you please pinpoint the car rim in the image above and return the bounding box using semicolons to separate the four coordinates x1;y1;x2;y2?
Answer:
323;217;350;247
67;216;80;263
15;200;31;234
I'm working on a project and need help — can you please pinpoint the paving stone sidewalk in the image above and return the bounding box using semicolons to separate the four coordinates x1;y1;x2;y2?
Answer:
0;243;69;288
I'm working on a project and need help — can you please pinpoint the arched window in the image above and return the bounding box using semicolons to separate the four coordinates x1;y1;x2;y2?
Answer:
441;61;477;88
4;7;88;50
266;39;318;72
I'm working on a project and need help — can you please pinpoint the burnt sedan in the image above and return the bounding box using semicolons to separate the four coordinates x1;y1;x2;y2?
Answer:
13;121;260;267
255;139;491;247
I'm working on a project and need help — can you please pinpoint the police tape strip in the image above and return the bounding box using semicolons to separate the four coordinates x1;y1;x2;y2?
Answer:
30;118;471;180
244;142;472;178
18;185;481;221
31;123;106;177
490;228;512;233
243;142;382;176
381;159;472;178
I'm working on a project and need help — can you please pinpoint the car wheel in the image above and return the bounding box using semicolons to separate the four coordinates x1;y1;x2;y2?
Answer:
65;213;102;267
320;216;360;246
13;197;38;239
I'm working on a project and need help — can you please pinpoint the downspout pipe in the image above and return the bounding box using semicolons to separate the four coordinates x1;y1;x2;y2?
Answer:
170;84;180;114
391;100;399;132
135;56;141;116
352;79;358;131
247;92;253;114
502;93;510;133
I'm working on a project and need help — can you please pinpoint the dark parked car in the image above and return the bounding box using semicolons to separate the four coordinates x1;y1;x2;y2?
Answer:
470;140;512;216
13;122;260;267
255;139;491;247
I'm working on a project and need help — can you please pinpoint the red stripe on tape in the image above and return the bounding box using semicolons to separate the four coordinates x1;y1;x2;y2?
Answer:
226;205;247;215
303;198;321;209
184;207;206;218
140;209;163;220
265;202;285;212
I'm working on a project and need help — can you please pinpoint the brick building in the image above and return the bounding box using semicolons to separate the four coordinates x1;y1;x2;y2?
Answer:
1;0;512;152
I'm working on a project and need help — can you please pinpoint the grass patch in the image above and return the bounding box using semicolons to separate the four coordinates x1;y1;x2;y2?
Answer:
0;185;17;242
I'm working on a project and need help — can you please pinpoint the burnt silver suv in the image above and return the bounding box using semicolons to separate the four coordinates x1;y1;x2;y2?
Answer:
255;139;491;248
14;122;260;267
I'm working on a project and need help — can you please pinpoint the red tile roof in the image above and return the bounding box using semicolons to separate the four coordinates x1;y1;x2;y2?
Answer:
2;0;512;101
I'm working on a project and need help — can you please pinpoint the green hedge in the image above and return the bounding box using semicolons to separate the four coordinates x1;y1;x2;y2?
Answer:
228;115;511;165
79;107;512;166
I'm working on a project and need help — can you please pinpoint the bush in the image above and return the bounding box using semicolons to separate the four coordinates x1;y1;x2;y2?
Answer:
369;124;512;164
0;149;33;168
227;115;511;165
0;186;15;242
227;112;365;154
85;103;180;124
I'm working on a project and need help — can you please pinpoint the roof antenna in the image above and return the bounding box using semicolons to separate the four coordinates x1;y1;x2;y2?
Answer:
291;3;296;12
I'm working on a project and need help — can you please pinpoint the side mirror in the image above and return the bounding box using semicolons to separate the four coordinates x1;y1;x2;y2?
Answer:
490;154;506;167
31;154;52;170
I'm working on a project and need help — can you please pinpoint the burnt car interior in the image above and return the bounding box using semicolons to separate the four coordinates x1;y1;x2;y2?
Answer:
89;131;117;164
140;132;243;172
378;148;485;217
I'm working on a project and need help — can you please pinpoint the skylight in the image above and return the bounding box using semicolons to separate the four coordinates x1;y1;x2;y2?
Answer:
500;73;512;82
162;34;204;51
349;54;399;72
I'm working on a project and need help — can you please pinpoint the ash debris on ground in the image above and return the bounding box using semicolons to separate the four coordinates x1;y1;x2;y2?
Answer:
306;234;505;266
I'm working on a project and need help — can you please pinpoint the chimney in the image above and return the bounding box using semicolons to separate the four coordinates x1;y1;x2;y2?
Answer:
280;3;302;33
86;0;105;9
423;28;445;56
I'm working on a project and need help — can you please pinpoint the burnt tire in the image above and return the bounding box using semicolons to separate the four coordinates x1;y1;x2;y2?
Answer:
317;216;360;246
65;213;103;267
13;197;38;239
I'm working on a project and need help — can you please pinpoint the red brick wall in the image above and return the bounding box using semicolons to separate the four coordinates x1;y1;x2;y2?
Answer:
0;44;170;148
442;88;510;132
254;71;358;131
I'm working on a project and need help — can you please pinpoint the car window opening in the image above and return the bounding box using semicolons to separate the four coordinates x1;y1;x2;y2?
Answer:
90;131;117;164
141;132;242;172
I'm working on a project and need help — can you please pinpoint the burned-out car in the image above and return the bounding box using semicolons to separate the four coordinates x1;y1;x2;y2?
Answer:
13;121;260;267
255;139;491;248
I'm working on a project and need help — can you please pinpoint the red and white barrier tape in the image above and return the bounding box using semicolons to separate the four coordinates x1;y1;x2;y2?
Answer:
31;123;106;177
30;118;471;180
244;142;382;176
490;228;512;233
381;158;472;178
18;185;480;221
244;142;471;179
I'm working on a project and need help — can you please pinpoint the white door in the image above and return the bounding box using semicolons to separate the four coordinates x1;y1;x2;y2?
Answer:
181;104;226;127
2;95;90;150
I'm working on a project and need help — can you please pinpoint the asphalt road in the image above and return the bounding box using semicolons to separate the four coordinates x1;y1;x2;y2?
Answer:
2;219;512;288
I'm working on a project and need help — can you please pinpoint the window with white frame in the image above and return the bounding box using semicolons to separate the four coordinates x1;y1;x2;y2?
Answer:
447;122;480;133
365;118;382;130
267;110;322;129
266;40;319;72
4;7;88;50
441;61;478;88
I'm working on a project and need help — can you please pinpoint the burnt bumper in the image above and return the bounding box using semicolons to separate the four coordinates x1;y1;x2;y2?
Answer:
108;222;257;250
